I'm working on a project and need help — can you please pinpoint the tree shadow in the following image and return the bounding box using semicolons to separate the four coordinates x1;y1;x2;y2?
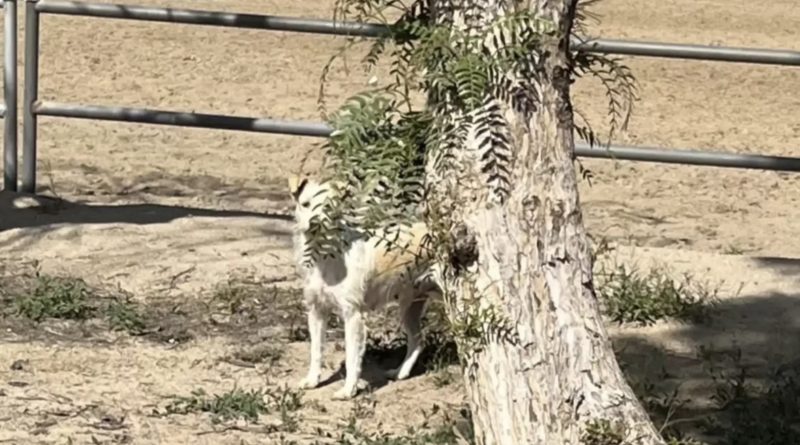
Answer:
611;288;800;444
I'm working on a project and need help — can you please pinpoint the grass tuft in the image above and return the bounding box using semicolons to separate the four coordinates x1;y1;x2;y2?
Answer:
14;273;96;322
160;385;305;428
596;263;718;326
106;297;148;334
163;387;270;424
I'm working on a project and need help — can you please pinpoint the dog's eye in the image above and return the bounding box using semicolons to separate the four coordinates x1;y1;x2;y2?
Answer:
300;201;310;208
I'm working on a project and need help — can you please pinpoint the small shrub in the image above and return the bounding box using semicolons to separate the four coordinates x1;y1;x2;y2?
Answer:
106;298;147;334
161;385;304;429
596;263;718;326
14;273;96;322
163;387;271;424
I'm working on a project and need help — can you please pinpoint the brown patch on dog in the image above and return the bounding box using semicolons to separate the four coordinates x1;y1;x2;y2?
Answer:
287;175;309;201
373;223;432;279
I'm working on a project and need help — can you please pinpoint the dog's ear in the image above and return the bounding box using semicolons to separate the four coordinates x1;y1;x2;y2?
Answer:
287;175;309;201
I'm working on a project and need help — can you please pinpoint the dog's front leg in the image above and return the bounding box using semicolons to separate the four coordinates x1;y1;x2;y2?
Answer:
298;302;327;390
332;307;365;400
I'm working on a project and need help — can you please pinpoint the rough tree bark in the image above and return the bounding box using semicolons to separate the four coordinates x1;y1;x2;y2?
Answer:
425;1;666;444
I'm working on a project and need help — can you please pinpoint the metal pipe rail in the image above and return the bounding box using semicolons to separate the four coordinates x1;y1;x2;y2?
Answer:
35;0;800;66
34;101;334;138
34;101;800;173
571;38;800;66
36;0;389;37
2;0;17;192
17;0;800;192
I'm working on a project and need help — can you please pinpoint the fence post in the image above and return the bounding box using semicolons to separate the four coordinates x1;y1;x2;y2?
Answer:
21;0;38;193
3;0;18;191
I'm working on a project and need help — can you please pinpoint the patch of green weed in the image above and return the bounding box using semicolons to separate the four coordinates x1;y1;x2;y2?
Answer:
163;387;270;423
14;273;96;322
106;297;147;334
596;263;718;326
161;385;304;429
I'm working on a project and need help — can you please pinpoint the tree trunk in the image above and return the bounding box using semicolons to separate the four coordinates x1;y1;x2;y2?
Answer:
425;1;665;444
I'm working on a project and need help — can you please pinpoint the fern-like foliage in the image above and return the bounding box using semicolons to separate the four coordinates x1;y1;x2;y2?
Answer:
307;0;638;265
313;4;557;258
570;0;640;149
571;52;639;143
302;90;430;263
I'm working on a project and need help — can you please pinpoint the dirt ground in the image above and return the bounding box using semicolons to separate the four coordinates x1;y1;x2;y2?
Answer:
1;0;799;443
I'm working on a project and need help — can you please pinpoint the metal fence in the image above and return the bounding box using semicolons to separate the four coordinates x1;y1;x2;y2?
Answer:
3;0;800;193
2;0;17;191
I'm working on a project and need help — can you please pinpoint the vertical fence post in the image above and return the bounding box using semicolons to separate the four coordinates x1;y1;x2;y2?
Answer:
3;0;17;191
21;0;38;193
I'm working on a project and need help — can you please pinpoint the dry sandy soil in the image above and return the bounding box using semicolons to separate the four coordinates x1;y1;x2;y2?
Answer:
0;0;799;443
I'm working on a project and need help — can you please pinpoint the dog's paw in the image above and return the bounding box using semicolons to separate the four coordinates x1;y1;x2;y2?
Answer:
297;375;321;390
331;385;358;400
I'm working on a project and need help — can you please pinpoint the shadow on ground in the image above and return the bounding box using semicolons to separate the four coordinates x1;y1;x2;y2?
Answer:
0;269;797;444
0;194;294;254
0;191;291;233
611;288;800;445
752;256;800;288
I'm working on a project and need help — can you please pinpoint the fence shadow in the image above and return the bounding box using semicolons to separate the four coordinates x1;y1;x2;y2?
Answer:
752;255;800;280
0;191;292;232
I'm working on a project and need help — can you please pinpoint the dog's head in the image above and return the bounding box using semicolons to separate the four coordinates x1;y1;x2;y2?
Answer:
287;174;330;232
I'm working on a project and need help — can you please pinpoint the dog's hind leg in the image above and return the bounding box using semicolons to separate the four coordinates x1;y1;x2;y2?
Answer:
332;306;366;400
298;302;327;390
386;294;428;381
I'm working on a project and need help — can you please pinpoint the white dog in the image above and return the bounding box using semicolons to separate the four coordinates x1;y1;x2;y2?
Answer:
287;175;440;399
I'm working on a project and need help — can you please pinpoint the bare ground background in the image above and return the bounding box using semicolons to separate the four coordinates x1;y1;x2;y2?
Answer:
0;0;799;443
